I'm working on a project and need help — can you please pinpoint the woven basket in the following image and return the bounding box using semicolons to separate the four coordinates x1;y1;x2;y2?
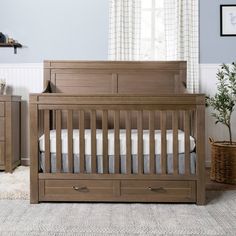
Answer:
209;138;236;184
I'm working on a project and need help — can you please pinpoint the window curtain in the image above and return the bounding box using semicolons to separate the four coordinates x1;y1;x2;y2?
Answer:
108;0;141;60
164;0;199;93
108;0;199;93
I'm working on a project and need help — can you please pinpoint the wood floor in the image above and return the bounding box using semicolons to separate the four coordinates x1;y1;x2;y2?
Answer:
205;168;236;191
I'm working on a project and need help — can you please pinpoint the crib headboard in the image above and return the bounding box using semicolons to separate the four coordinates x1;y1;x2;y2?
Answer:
43;61;187;94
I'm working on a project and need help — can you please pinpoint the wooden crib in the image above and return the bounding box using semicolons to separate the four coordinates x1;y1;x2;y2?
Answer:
30;61;205;204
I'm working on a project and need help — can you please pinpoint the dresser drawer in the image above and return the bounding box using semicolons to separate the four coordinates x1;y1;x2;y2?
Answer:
0;142;5;165
120;180;196;202
39;179;114;201
0;117;5;141
0;102;4;117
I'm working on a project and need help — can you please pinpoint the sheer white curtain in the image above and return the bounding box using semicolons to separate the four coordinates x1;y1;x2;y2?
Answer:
164;0;199;93
108;0;199;92
108;0;141;60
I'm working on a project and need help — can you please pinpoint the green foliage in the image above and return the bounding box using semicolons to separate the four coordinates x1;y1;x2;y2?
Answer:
206;62;236;144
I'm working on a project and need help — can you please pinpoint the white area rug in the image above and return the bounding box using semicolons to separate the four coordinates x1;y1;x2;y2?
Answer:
0;166;29;200
0;191;235;235
0;167;235;235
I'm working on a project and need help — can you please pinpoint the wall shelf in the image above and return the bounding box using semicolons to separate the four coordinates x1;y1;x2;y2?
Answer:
0;43;22;54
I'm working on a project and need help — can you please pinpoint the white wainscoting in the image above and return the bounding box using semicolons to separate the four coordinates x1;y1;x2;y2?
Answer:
0;63;43;163
1;63;234;166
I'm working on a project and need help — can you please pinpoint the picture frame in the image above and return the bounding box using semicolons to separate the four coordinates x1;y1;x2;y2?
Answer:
220;5;236;36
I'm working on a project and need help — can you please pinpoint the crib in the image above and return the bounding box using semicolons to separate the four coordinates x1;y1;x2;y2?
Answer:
30;61;205;204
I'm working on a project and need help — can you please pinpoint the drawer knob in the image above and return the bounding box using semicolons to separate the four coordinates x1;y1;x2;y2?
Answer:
72;186;88;192
148;187;165;192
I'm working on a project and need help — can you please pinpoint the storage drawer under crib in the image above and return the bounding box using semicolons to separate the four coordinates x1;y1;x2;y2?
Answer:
39;179;196;203
39;179;114;201
120;180;196;202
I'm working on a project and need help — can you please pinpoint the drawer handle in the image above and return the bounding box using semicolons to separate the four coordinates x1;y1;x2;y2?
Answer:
148;187;165;192
72;186;88;192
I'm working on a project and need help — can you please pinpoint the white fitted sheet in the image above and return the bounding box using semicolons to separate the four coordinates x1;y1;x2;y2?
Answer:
39;129;195;155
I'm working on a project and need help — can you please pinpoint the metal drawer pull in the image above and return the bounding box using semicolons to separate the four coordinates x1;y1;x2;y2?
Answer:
72;186;88;192
148;187;165;192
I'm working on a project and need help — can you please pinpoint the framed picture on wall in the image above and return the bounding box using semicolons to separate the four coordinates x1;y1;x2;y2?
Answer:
220;5;236;36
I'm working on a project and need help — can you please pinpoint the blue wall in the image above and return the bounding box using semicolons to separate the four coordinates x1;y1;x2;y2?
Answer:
0;0;235;63
200;0;236;63
0;0;109;63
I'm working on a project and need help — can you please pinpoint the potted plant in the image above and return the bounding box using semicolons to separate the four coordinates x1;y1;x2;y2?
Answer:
206;62;236;184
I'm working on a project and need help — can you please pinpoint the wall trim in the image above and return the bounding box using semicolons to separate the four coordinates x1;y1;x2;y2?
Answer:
0;63;43;69
199;63;221;69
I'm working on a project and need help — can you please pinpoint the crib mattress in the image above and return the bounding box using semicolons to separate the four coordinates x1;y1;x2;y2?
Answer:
39;129;195;155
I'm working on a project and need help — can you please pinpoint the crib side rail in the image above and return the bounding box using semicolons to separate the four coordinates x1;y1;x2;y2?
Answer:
30;94;205;181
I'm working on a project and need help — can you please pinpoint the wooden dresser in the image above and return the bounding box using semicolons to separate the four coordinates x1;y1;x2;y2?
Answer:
0;95;21;172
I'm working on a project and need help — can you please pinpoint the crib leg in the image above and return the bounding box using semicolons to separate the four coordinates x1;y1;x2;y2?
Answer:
30;186;39;204
196;180;205;205
30;162;39;204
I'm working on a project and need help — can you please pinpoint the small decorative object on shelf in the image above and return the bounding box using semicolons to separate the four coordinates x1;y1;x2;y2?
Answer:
0;79;6;95
7;38;14;43
206;62;236;184
0;32;6;43
0;33;22;54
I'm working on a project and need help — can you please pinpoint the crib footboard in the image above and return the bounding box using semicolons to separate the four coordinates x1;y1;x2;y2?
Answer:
30;94;205;204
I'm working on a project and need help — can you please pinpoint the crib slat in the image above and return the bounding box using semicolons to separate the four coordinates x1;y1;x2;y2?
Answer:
161;111;167;174
56;110;62;173
137;111;143;174
79;110;85;173
102;110;108;174
91;110;97;173
114;110;120;174
184;110;190;175
149;111;155;174
44;110;50;173
67;110;73;173
172;111;178;175
126;111;132;174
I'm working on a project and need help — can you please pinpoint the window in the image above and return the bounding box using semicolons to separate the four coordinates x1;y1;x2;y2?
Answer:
140;0;165;60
